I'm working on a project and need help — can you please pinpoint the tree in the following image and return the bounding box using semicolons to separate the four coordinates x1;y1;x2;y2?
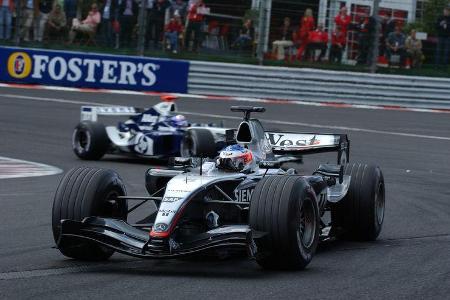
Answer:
422;0;449;35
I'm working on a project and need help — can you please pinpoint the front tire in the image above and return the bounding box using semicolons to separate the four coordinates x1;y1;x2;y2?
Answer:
72;121;110;160
249;175;320;270
52;167;128;260
331;163;385;241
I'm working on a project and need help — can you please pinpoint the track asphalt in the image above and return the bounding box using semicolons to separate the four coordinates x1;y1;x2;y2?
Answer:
0;86;449;299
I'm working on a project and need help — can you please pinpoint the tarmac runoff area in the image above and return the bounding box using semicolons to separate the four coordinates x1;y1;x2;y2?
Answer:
0;85;449;299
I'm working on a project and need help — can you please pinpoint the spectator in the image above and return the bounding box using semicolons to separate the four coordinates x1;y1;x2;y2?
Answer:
64;0;77;25
99;0;117;47
164;14;183;53
185;0;205;52
21;0;37;42
0;0;14;40
386;25;406;66
118;0;138;47
330;26;345;63
406;29;423;68
232;19;254;50
355;15;375;65
334;6;350;43
295;8;315;61
147;0;170;48
35;0;53;42
46;3;67;41
170;0;186;20
305;23;327;62
379;14;389;57
67;2;101;44
272;17;294;60
435;7;450;65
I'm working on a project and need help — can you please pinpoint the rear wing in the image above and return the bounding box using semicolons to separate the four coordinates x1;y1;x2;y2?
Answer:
80;106;140;122
265;132;350;163
80;101;178;122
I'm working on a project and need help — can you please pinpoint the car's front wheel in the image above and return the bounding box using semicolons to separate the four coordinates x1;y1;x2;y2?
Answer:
249;175;320;270
72;121;110;160
52;167;128;260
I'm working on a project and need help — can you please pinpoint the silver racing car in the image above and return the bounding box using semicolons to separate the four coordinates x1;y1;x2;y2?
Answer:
52;106;385;270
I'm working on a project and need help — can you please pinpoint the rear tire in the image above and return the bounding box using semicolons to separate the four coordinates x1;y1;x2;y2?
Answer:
331;163;385;241
52;167;128;260
72;121;110;160
180;129;217;158
249;175;320;270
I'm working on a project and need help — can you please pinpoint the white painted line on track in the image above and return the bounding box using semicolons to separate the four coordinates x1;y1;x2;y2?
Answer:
1;82;450;114
0;156;62;179
1;92;450;142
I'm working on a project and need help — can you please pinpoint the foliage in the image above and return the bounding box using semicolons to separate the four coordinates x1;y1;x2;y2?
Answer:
421;0;450;35
403;21;426;34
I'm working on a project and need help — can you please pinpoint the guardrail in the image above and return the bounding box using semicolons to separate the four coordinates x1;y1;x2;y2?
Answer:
188;61;450;109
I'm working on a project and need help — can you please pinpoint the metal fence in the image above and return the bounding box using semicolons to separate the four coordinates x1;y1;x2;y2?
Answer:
188;60;450;109
0;0;450;76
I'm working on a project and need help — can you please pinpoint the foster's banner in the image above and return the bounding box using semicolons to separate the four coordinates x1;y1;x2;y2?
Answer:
0;46;189;93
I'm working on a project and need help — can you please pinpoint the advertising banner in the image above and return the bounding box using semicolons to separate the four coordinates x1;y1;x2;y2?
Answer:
0;46;190;93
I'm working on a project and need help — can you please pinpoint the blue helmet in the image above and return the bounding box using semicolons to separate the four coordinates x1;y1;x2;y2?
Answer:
168;114;188;127
216;144;254;172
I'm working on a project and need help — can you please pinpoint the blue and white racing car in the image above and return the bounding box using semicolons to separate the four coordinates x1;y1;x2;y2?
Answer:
72;97;225;160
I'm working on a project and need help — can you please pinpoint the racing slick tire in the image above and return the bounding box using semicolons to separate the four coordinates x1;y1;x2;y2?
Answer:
52;167;128;260
249;175;320;270
331;163;385;241
72;121;110;160
180;128;217;158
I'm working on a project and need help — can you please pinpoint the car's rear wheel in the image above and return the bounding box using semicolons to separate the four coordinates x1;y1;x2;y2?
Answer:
249;175;320;270
72;121;110;160
180;128;217;158
52;167;128;260
331;163;385;241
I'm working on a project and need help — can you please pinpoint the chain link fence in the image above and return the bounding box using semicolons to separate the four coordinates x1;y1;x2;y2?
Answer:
0;0;449;76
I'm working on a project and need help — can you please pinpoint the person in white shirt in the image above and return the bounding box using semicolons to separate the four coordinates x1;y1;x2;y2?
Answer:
21;0;36;42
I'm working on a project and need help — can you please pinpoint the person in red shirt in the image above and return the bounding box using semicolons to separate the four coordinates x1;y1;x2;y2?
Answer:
330;26;346;63
165;14;183;53
295;8;315;61
305;24;327;62
334;6;351;45
185;0;205;52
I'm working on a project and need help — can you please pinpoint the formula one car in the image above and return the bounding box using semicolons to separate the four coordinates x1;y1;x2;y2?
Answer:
72;96;226;160
53;106;385;270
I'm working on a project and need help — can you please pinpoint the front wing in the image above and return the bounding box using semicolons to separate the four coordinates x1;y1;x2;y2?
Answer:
58;217;257;258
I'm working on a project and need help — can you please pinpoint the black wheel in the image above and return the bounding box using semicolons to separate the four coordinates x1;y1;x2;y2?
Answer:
52;167;128;260
72;121;110;160
180;129;217;158
331;163;385;241
249;175;320;270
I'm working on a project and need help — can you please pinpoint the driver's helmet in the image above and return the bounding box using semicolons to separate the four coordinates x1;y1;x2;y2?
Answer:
216;144;254;172
168;114;188;127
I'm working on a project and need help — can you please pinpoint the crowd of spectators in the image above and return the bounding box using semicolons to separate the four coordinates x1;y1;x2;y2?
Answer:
268;6;428;69
0;0;211;52
0;1;449;69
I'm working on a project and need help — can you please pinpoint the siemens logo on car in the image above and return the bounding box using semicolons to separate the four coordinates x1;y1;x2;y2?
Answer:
0;47;190;93
8;53;159;86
